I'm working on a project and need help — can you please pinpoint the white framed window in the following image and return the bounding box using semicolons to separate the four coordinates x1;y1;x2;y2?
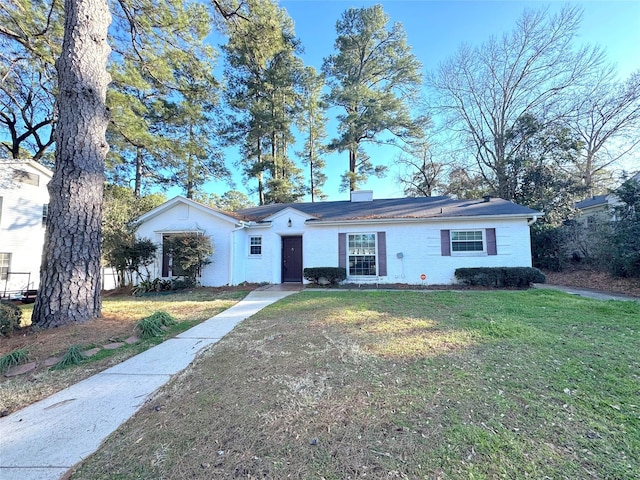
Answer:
348;233;377;276
451;230;485;253
42;204;49;227
249;236;262;256
0;253;11;281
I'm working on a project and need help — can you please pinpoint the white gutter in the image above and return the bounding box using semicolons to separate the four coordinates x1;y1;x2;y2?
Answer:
305;213;543;226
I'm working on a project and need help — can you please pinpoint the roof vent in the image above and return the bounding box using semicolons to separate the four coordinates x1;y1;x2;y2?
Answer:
483;195;491;203
350;190;373;202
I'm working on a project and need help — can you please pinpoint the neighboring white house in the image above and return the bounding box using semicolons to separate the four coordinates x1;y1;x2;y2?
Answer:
135;191;541;286
0;159;52;297
568;172;639;260
574;172;640;225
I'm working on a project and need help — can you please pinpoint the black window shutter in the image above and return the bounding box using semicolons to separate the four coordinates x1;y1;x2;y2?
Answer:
486;228;497;255
377;232;387;276
338;233;346;269
162;236;170;276
440;230;451;256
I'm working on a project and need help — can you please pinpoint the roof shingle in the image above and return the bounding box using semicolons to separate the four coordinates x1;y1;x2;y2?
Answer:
236;196;540;222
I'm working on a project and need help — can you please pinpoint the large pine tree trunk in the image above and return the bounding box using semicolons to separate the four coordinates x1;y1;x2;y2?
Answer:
32;0;111;329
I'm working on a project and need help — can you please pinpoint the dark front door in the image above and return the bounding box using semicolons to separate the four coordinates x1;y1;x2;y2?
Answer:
281;236;303;283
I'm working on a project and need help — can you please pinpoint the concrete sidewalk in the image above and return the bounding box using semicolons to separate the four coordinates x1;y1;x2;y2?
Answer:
0;288;299;480
533;283;640;302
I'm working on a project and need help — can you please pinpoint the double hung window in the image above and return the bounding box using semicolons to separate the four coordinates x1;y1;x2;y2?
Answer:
250;236;262;256
348;233;376;276
0;253;11;281
451;230;484;253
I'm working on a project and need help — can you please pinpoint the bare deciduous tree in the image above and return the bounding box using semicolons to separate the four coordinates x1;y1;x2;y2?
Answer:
564;69;640;196
428;5;605;200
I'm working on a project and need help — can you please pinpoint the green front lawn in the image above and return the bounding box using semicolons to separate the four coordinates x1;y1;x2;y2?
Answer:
72;289;640;479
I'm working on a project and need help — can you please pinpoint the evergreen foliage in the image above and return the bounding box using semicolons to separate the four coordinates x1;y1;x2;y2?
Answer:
222;0;306;205
296;66;329;201
322;4;425;191
604;178;640;278
303;267;347;285
163;233;214;283
52;345;87;370
103;185;165;287
455;267;546;288
0;301;22;337
0;348;29;373
135;311;177;339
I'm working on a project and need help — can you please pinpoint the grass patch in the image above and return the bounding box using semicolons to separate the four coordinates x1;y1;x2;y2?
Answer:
135;311;178;339
0;288;250;414
0;348;29;374
52;345;86;370
71;290;640;479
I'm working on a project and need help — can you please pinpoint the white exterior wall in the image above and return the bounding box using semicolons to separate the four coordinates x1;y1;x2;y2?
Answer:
234;210;311;284
136;197;535;287
303;217;533;285
135;202;236;287
0;161;51;295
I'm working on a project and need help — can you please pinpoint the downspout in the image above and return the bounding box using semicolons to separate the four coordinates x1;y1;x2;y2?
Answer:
527;215;539;226
229;222;248;285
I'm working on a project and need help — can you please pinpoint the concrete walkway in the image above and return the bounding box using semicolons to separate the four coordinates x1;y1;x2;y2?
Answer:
533;283;640;302
0;288;300;480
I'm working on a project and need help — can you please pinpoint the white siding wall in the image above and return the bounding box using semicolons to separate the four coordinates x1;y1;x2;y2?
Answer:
302;218;533;285
135;203;236;287
0;161;51;295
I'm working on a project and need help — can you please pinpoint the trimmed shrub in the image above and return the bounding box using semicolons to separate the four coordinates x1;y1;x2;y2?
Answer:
455;267;546;288
171;277;198;290
132;278;173;295
0;301;22;337
303;267;347;285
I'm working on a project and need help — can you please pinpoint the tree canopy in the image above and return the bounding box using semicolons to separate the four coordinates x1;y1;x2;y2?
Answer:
322;4;425;191
427;5;607;201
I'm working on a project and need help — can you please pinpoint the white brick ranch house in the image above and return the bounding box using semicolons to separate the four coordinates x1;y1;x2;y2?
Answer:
135;190;541;287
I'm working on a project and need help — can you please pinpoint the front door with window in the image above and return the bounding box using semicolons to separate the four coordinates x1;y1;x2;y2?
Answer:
281;236;303;282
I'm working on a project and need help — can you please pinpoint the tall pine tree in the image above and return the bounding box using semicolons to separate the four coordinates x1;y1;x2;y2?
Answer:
322;4;424;191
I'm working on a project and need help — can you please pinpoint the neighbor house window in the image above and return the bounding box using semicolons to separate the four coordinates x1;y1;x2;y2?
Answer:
42;204;49;227
250;236;262;255
451;230;484;253
0;253;11;281
348;233;376;276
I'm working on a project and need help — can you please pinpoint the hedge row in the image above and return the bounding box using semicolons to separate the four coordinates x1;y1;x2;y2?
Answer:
455;267;545;287
303;267;347;285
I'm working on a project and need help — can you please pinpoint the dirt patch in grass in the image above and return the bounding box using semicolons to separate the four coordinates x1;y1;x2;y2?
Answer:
0;287;254;414
544;266;640;297
70;290;640;479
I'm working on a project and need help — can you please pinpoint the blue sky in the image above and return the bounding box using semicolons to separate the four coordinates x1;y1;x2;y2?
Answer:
203;1;640;203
